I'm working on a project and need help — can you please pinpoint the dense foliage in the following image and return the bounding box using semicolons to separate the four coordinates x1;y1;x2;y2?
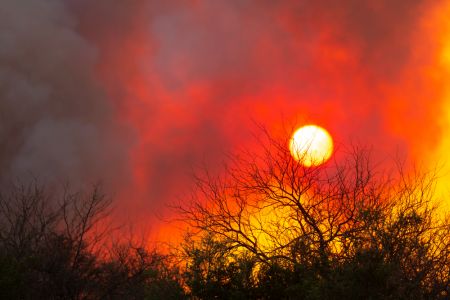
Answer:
0;136;449;299
177;134;450;300
0;184;185;299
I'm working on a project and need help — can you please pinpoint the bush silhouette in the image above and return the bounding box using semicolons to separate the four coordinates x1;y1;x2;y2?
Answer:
177;131;450;299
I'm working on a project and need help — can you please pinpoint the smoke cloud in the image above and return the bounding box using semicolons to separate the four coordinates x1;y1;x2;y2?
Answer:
0;0;130;187
2;0;448;232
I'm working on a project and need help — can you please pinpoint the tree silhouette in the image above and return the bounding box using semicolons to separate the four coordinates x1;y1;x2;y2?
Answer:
1;128;449;299
0;183;185;299
177;130;450;299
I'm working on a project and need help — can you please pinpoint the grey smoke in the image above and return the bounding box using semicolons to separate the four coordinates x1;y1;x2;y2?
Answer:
0;0;438;222
0;0;129;187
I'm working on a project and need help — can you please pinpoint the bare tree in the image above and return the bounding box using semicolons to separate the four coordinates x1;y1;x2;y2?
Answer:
176;129;450;299
0;182;186;299
0;182;113;299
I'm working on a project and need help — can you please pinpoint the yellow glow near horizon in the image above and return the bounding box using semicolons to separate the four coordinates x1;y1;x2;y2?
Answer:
289;125;334;167
424;1;450;213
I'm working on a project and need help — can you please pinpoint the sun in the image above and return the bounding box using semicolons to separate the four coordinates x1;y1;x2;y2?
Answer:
289;125;334;167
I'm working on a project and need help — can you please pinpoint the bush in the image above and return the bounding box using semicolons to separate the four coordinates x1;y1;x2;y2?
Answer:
177;132;450;299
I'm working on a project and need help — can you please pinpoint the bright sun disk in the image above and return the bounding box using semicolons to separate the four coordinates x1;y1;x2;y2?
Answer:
289;125;334;167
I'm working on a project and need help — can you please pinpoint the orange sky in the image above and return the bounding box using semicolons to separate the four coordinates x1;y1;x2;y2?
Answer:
68;0;450;240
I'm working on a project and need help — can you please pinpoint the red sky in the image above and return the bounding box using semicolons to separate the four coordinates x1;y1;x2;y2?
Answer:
3;0;450;242
74;0;450;238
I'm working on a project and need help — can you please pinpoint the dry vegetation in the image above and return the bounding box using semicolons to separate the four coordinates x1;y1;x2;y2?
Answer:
0;131;448;299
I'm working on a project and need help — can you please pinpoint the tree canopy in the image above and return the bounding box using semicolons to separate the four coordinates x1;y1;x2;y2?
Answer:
0;131;449;299
176;132;450;299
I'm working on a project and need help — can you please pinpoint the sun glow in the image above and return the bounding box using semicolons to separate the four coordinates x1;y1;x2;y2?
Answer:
289;125;334;167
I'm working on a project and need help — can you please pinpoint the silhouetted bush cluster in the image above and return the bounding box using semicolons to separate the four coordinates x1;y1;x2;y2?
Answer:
0;184;185;299
0;135;449;299
177;133;450;300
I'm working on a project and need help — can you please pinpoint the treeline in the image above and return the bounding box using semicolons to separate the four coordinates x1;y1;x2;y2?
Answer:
0;184;184;299
0;137;449;299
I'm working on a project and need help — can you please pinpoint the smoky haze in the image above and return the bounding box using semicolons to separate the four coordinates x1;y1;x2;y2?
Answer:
1;0;444;230
0;0;130;188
